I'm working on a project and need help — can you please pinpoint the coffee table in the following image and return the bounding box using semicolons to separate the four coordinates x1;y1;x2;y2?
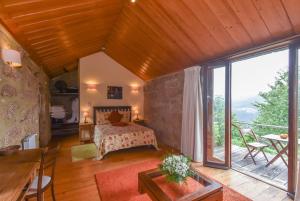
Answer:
138;168;223;201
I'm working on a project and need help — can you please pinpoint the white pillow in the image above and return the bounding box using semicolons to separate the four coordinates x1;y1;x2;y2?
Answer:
96;111;110;125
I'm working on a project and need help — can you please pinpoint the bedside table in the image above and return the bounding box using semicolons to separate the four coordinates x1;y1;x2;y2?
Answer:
79;123;94;144
133;119;146;127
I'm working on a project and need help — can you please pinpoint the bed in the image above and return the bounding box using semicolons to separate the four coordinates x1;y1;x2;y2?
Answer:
93;106;158;160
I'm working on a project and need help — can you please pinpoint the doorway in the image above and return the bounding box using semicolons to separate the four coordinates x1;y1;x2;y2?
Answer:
203;43;300;195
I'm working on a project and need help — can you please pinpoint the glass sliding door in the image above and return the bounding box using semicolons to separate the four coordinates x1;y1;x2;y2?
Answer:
231;49;289;189
203;63;231;169
201;41;300;195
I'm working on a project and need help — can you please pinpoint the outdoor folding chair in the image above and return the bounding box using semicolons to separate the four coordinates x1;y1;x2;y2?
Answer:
232;124;269;165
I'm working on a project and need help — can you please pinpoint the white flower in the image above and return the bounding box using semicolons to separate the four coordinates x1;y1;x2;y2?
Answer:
161;154;191;182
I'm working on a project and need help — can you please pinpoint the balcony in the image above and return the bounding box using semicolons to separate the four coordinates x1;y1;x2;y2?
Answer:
214;121;294;189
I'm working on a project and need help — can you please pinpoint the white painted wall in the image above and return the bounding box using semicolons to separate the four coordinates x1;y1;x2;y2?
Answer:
79;52;144;123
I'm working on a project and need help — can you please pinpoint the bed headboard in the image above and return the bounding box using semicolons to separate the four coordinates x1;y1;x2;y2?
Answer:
93;106;132;124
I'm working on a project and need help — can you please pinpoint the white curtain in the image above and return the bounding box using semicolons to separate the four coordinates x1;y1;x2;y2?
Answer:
181;66;203;162
295;162;300;200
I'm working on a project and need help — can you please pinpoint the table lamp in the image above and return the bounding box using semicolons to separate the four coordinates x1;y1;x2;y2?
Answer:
83;111;89;123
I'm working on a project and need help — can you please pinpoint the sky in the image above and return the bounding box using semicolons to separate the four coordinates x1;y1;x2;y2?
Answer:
214;49;289;101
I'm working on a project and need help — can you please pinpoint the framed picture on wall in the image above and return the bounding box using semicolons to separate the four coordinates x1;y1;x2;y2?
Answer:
107;86;123;99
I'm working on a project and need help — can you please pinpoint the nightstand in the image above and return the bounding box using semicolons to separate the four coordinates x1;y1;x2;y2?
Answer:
79;123;94;144
133;119;146;127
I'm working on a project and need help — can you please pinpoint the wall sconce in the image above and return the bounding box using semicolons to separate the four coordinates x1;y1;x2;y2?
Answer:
1;49;22;68
86;83;97;92
130;85;140;94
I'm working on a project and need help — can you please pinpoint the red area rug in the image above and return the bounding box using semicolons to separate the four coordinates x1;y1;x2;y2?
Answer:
95;160;251;201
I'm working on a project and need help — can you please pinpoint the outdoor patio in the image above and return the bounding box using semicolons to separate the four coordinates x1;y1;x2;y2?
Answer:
224;145;288;188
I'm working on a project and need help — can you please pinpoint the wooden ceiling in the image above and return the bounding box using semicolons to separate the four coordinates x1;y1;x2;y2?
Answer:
1;0;300;80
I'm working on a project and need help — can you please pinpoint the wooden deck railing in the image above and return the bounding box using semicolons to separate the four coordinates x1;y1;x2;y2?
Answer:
233;121;291;131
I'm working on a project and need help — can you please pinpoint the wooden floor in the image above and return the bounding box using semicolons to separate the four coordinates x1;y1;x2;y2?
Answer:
231;145;288;188
214;145;288;188
40;135;291;201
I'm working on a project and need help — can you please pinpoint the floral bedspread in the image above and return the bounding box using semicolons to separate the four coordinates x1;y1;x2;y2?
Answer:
93;123;158;160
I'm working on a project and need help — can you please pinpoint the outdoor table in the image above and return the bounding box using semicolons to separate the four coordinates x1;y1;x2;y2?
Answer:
261;134;300;167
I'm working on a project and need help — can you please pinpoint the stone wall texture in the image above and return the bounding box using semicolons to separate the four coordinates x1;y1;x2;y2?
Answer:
144;71;184;150
0;24;51;148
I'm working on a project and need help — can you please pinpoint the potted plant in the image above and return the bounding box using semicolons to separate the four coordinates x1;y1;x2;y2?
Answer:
160;154;194;184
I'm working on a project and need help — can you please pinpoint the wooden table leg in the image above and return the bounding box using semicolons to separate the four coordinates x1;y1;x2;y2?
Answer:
266;140;288;167
277;141;288;157
138;176;145;194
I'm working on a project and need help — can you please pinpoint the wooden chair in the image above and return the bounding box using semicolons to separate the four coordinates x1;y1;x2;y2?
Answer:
25;144;59;201
232;124;269;165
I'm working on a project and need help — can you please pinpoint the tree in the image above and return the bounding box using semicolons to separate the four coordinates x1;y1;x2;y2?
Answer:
253;70;288;135
213;96;225;146
213;96;241;147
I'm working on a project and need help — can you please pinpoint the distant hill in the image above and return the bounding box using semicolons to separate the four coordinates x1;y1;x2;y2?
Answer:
232;96;263;123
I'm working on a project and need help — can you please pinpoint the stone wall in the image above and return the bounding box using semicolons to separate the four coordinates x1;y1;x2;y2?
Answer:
0;24;51;148
144;71;184;150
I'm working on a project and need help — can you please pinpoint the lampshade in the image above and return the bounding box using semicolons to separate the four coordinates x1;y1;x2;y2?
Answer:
83;111;89;117
1;49;22;67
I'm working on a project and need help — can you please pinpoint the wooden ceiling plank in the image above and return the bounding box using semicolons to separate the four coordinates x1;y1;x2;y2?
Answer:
204;0;253;47
251;0;293;38
38;41;103;58
281;0;300;32
32;36;104;50
12;4;122;29
110;36;181;74
138;1;205;62
16;9;118;29
129;8;195;66
10;1;113;19
3;0;122;16
159;0;234;56
28;29;108;45
107;39;187;79
109;11;193;69
1;0;42;8
106;49;161;80
44;47;102;68
151;0;214;59
105;13;193;75
225;0;272;44
23;17;116;39
107;37;168;76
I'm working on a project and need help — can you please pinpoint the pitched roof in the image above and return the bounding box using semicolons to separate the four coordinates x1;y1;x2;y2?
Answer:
1;0;299;80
